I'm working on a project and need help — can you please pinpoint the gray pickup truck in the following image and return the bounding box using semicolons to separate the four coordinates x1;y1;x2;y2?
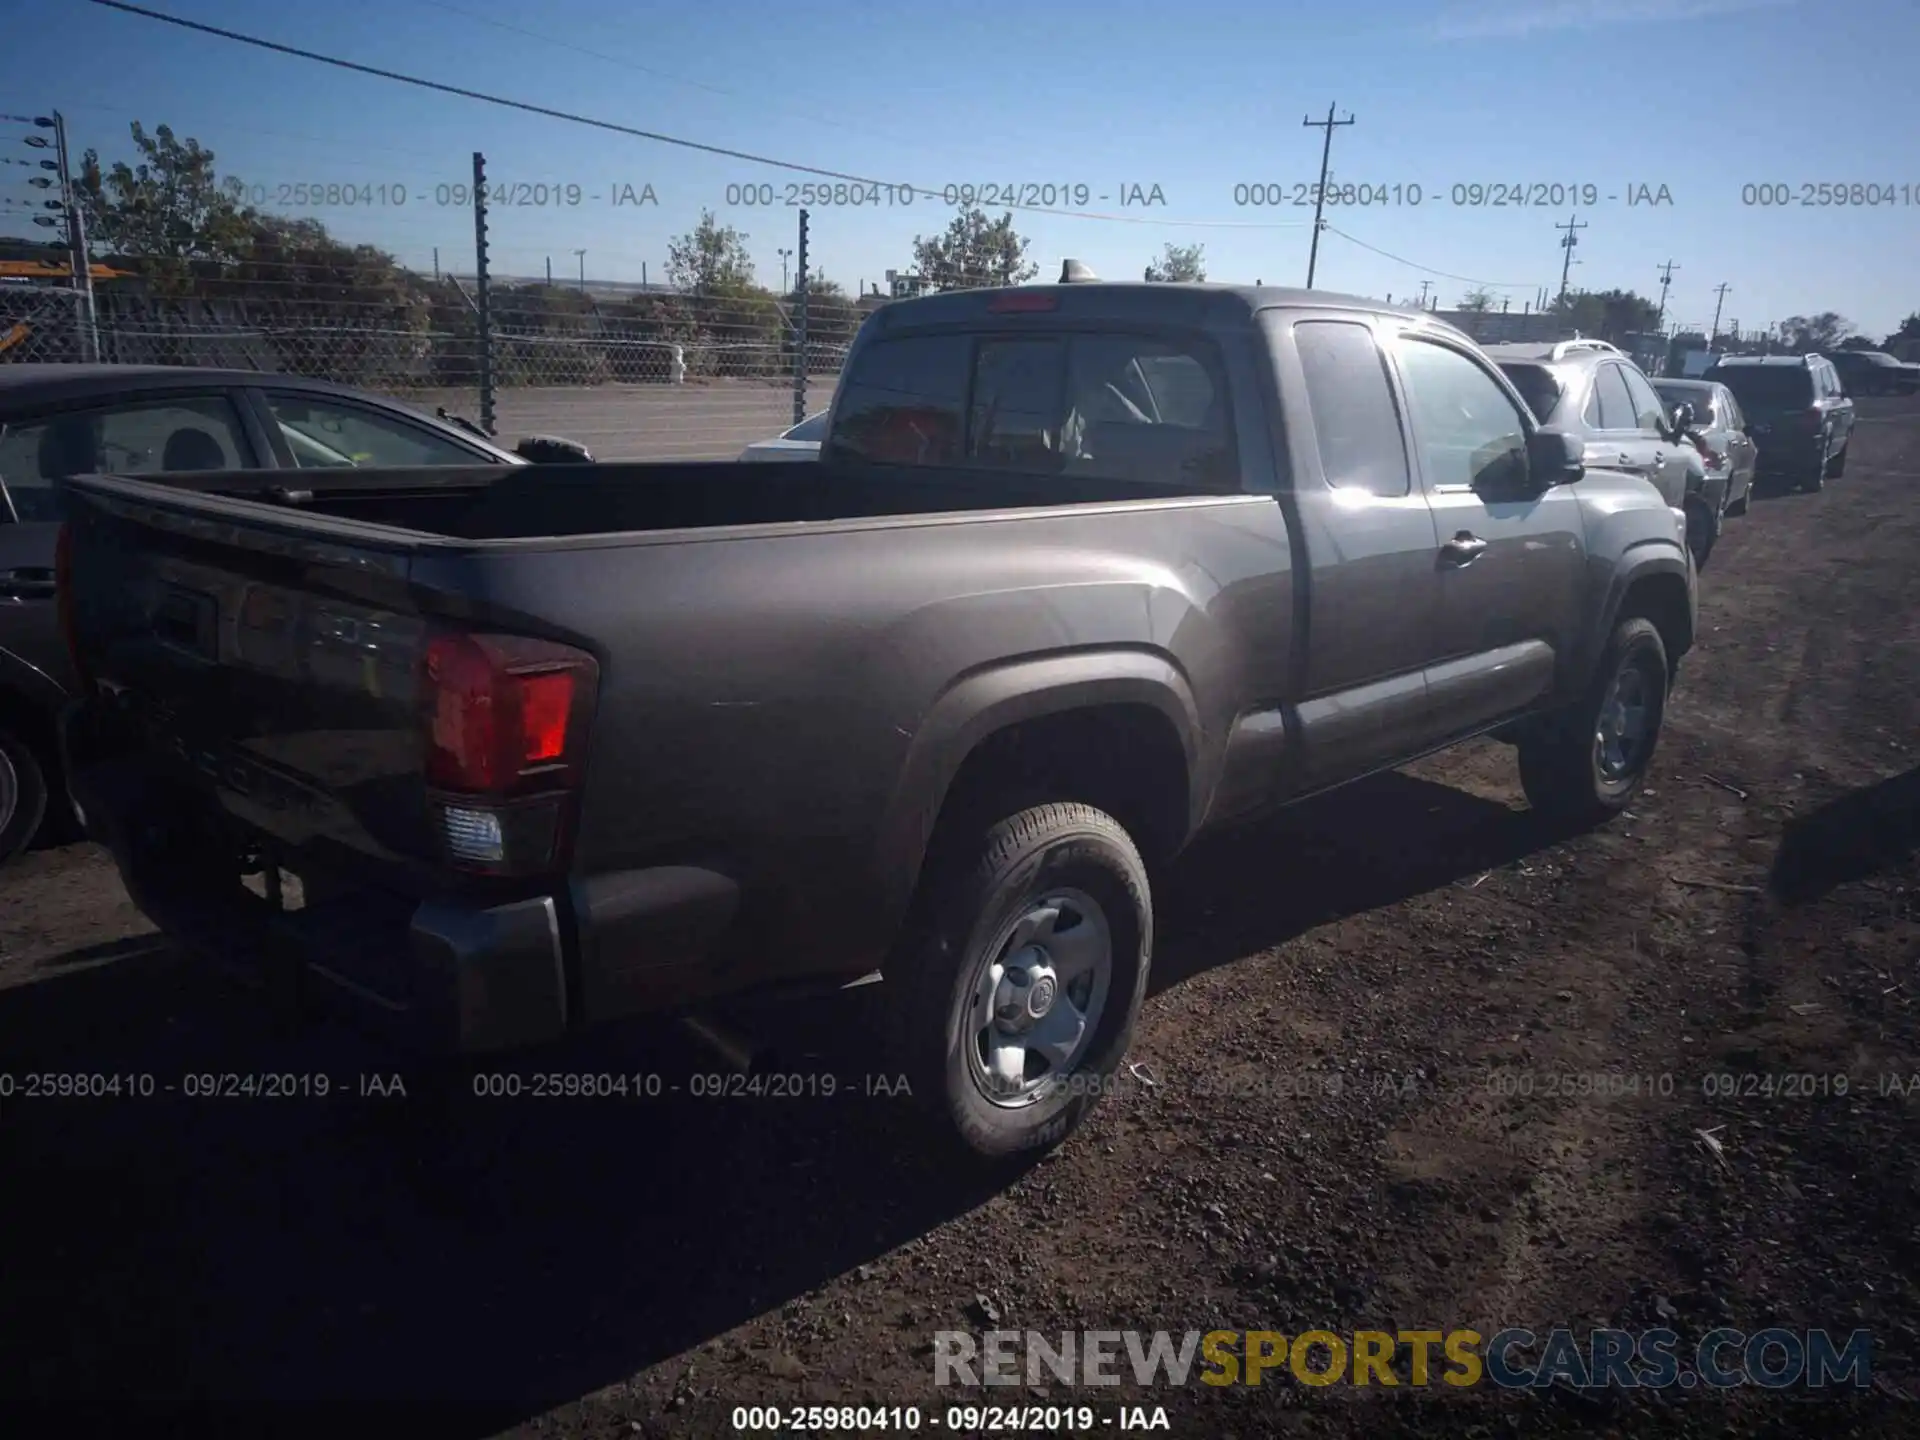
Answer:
56;276;1696;1160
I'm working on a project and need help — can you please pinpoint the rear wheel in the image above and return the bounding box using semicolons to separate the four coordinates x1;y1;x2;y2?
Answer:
1802;448;1827;492
0;726;50;867
1685;500;1718;569
1826;441;1848;478
1517;617;1669;828
889;801;1152;1163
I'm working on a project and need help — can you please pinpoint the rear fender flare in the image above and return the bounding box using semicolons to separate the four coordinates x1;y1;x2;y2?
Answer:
871;649;1203;923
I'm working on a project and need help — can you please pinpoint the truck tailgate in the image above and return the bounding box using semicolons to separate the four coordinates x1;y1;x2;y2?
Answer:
62;479;443;890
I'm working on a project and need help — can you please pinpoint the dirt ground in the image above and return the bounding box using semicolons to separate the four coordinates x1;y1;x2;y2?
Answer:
2;401;1916;1439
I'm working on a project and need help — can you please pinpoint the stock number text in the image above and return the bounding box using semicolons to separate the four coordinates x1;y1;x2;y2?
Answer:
1742;182;1918;207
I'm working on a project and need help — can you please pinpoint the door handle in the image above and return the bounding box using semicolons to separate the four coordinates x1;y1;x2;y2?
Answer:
1618;452;1634;467
1439;532;1487;567
0;566;57;600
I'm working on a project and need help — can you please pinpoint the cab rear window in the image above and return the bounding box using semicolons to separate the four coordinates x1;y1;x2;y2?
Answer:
831;330;1239;488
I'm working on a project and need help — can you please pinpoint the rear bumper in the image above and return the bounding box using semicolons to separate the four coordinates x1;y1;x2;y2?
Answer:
63;712;741;1054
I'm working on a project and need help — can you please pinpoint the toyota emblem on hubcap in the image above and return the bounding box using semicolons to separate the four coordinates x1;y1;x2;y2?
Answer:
1027;975;1057;1018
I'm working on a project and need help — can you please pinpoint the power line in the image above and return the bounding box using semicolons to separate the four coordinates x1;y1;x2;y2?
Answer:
1320;224;1539;289
83;1;1314;231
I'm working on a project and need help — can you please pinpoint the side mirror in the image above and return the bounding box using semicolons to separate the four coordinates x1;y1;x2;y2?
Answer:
515;434;593;464
1525;426;1585;487
1667;401;1695;435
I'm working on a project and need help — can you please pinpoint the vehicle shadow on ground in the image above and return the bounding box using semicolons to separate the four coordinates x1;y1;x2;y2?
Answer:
1769;762;1920;906
0;772;1562;1437
1151;770;1560;993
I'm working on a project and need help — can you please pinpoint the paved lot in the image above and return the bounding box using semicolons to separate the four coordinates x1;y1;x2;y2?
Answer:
2;400;1917;1436
407;379;839;461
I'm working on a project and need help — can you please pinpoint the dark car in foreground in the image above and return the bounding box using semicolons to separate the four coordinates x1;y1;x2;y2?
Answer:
1654;377;1758;519
1703;354;1855;492
1485;339;1717;563
56;276;1696;1161
0;363;588;864
1823;348;1920;396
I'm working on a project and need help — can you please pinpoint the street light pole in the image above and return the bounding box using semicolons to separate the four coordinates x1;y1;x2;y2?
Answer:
574;248;587;292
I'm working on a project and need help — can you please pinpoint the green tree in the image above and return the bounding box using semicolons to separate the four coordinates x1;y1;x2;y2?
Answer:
74;121;254;289
1885;311;1920;347
1143;242;1206;283
1778;312;1854;351
910;208;1036;291
785;275;859;369
1554;288;1661;342
665;209;757;294
1457;288;1495;312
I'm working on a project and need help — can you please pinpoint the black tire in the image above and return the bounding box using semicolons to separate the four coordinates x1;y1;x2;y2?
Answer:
1802;451;1826;492
889;801;1152;1163
1827;442;1848;478
1517;617;1669;828
0;725;50;867
1726;475;1751;516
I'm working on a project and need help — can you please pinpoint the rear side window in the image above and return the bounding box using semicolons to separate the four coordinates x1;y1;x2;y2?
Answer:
1062;335;1236;486
830;334;969;466
1619;366;1669;431
1294;320;1410;497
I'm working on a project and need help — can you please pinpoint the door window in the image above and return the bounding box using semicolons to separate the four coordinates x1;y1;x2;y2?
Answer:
1585;364;1639;431
1619;366;1670;432
969;339;1066;472
1395;337;1531;493
263;393;492;469
0;394;254;522
1295;320;1411;497
828;334;969;466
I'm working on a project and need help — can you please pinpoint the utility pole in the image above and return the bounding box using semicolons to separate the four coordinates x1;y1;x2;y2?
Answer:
1301;102;1355;289
1554;212;1586;310
778;246;793;293
545;255;553;285
1416;280;1432;308
432;246;440;280
37;112;97;362
573;248;587;292
1655;259;1679;328
1709;282;1730;347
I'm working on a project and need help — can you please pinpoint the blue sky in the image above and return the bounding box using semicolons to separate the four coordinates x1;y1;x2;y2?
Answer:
6;0;1918;336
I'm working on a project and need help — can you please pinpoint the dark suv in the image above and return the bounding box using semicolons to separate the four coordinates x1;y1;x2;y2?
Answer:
1823;349;1920;397
1703;354;1855;492
1484;339;1715;563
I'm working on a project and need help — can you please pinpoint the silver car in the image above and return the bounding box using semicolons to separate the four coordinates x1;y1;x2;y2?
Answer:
738;411;828;462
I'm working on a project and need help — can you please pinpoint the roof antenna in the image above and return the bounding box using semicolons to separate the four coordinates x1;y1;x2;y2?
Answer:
1060;259;1098;283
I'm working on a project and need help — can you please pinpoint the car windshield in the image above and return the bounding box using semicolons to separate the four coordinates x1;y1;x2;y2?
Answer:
1496;363;1562;424
785;411;830;442
1711;367;1813;409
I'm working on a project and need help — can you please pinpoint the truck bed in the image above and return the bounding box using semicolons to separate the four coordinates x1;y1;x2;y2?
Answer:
117;459;1211;541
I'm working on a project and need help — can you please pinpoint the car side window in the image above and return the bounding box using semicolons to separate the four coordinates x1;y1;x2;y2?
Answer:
1720;389;1745;430
829;334;968;466
1394;336;1530;493
1620;367;1669;432
1589;364;1638;431
263;393;490;469
1293;319;1410;497
0;394;254;523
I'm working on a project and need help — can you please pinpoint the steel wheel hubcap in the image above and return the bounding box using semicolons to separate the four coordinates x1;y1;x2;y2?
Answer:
1595;660;1654;781
966;888;1113;1108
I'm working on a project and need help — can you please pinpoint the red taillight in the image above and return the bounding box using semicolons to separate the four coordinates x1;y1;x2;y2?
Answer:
1802;407;1824;429
986;290;1058;313
421;632;597;794
420;631;599;875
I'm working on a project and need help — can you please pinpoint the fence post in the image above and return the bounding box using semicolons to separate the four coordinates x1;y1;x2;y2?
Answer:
50;111;98;362
472;150;496;436
792;208;810;427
